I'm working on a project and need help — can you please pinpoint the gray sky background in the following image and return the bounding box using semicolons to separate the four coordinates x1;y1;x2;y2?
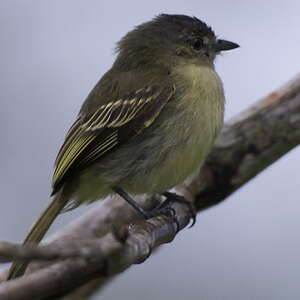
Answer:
1;1;300;299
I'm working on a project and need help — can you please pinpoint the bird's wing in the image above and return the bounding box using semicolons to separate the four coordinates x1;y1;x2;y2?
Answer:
52;81;175;194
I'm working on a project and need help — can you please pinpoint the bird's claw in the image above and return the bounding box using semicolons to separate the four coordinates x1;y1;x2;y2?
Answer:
161;192;197;228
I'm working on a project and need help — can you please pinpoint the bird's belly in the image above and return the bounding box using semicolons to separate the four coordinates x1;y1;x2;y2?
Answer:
134;123;215;194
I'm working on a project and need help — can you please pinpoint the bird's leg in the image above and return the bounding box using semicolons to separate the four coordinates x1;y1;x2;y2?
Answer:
112;187;151;219
113;186;179;230
112;187;196;227
112;187;176;221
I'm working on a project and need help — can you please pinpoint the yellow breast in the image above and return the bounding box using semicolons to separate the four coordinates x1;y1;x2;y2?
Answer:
153;63;225;191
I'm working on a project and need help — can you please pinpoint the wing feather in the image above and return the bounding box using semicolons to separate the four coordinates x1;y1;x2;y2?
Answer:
52;81;175;194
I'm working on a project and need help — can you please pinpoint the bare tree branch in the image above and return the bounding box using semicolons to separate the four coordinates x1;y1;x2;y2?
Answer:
0;74;299;299
0;198;190;264
0;201;190;300
0;239;120;264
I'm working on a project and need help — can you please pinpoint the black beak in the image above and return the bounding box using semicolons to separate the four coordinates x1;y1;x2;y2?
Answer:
215;39;239;51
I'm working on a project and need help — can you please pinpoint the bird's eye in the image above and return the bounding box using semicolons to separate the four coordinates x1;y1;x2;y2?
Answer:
191;39;203;51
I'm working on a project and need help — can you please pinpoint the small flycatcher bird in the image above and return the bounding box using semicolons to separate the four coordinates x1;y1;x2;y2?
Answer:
8;14;239;279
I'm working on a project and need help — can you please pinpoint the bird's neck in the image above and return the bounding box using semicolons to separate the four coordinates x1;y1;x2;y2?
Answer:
113;48;172;73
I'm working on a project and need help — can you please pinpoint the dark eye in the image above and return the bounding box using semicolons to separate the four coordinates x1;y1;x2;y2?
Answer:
191;39;203;51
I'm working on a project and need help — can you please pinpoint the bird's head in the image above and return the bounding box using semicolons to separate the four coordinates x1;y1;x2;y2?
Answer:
115;14;239;70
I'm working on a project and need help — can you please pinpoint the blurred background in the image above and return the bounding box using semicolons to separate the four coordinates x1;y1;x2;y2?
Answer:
1;1;300;299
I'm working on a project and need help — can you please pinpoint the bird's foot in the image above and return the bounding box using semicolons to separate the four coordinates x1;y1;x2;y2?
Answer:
141;198;180;232
142;192;196;231
113;187;196;229
161;192;196;227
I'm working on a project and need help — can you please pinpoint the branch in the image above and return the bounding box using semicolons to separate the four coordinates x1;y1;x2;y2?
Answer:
0;73;299;299
0;201;190;300
0;239;119;264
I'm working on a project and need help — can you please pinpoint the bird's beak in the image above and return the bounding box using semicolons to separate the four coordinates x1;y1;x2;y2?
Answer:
215;39;239;51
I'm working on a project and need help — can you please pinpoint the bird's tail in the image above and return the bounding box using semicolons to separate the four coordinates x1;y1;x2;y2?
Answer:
7;190;67;280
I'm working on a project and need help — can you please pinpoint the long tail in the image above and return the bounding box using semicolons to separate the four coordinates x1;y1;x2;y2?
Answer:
7;190;68;280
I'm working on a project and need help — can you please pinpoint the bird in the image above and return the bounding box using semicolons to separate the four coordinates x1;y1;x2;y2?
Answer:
8;14;239;279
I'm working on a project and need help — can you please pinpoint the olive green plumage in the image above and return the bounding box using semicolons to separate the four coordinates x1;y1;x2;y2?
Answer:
8;14;238;280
